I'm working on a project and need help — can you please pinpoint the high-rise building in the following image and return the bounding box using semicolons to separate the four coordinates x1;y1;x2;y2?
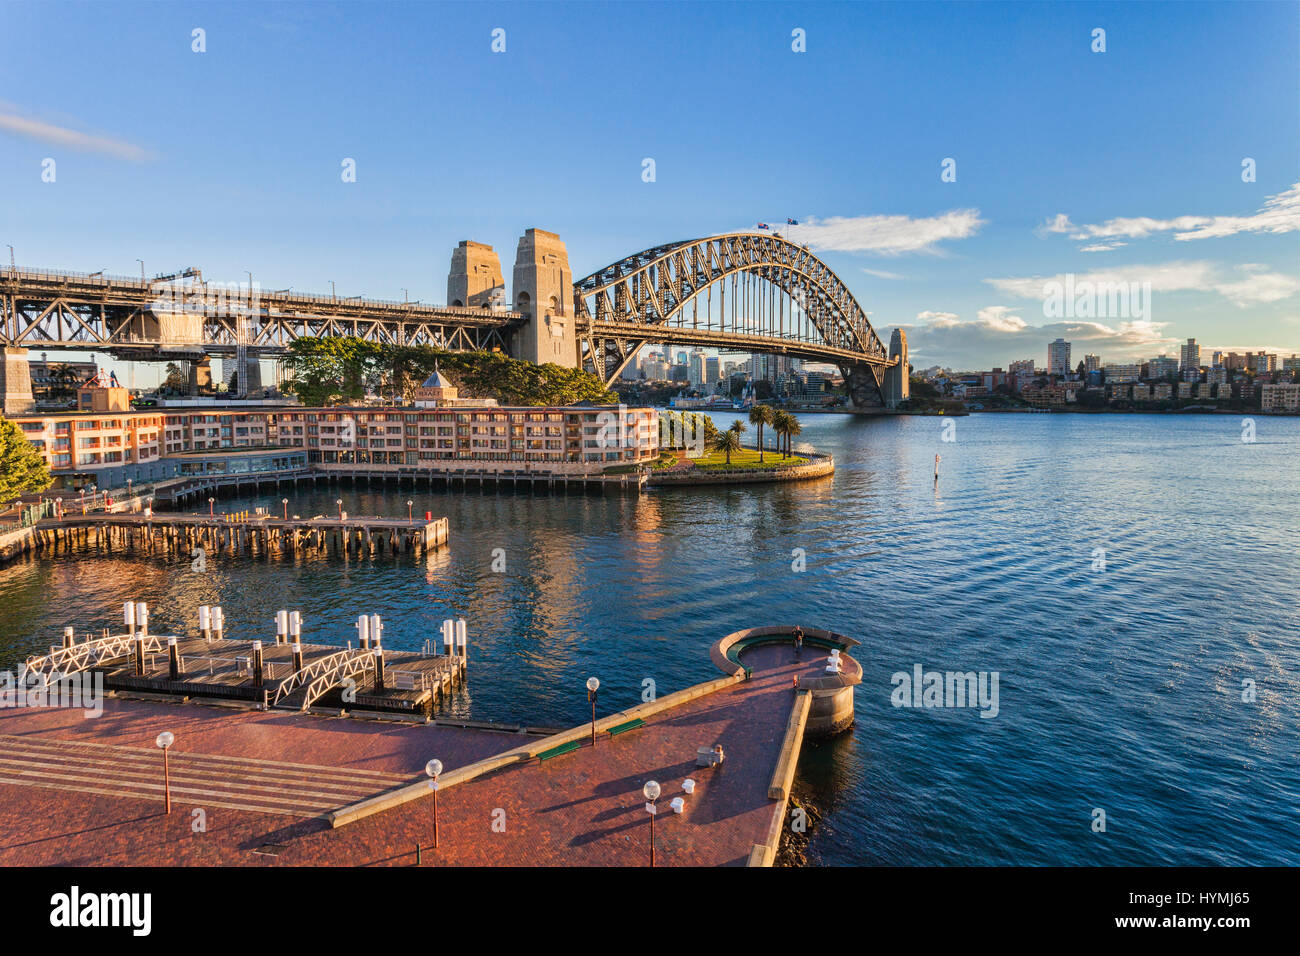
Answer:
1179;338;1201;372
1084;354;1101;373
1048;339;1071;377
704;355;720;384
688;349;706;386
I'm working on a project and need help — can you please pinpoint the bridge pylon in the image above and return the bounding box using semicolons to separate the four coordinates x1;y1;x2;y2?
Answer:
512;229;578;368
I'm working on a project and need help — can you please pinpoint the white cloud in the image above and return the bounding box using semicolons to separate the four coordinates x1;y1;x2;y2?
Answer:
864;268;906;280
0;109;154;161
985;260;1298;309
1044;182;1300;245
902;309;1175;365
1079;242;1125;252
788;208;985;255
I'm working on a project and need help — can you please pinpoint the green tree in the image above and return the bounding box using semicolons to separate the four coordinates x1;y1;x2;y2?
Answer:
0;418;53;504
714;425;742;466
748;404;775;462
782;414;802;456
771;410;794;458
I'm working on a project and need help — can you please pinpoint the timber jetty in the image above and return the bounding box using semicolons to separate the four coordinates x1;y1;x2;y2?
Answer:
27;511;449;561
21;604;468;717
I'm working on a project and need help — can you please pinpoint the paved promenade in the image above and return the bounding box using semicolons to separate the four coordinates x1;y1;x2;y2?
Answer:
0;644;832;866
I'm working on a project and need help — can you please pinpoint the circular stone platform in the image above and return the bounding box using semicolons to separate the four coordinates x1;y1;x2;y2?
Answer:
710;625;862;736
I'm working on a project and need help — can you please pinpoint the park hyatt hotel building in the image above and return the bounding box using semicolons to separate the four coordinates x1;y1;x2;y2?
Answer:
7;382;660;491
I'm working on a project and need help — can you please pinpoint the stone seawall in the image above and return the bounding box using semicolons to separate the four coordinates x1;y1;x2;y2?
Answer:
648;452;834;487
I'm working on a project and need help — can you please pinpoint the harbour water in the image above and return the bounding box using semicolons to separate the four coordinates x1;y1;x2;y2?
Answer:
3;412;1297;865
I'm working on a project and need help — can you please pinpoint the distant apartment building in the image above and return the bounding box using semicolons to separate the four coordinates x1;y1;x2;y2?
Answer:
1021;382;1077;406
1251;351;1278;374
1147;355;1179;380
1261;383;1300;413
1207;365;1228;386
1047;339;1072;377
1282;355;1300;374
1152;383;1173;400
1194;382;1216;400
1083;354;1101;373
1105;363;1141;384
704;355;720;385
1179;338;1201;373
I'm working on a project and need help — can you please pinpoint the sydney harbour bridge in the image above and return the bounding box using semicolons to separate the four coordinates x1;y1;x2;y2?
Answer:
0;230;908;413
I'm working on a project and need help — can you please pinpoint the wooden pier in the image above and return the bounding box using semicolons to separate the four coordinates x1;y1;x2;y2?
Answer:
24;632;467;717
30;512;450;560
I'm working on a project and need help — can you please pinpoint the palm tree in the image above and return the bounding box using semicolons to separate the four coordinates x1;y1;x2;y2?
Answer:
748;404;775;462
714;426;743;466
783;415;803;457
771;411;794;459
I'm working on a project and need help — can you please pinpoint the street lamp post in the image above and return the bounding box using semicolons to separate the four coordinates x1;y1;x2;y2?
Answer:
336;498;343;520
208;496;215;516
586;677;600;746
643;780;661;867
406;499;413;524
426;759;443;848
282;498;289;520
156;731;175;813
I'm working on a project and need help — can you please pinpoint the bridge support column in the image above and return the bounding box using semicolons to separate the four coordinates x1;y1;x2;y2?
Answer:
188;355;212;394
882;328;910;409
1;347;35;415
512;229;578;368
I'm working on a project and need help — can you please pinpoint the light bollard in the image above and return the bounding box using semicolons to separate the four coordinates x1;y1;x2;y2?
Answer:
455;619;467;658
369;613;383;648
357;614;371;650
275;610;288;644
441;619;454;656
198;605;211;642
289;611;302;644
156;732;175;814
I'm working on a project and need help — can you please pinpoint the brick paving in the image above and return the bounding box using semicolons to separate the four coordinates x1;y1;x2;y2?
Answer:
0;643;841;866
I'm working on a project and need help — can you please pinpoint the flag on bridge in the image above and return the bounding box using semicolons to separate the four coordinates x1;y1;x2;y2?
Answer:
756;223;770;230
787;218;799;225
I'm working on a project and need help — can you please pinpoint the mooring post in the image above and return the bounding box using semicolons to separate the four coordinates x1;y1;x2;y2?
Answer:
62;626;73;649
275;609;288;645
374;646;386;690
290;611;302;644
198;604;211;642
252;640;264;688
167;637;182;680
456;618;467;659
357;614;370;650
291;641;304;673
212;606;224;641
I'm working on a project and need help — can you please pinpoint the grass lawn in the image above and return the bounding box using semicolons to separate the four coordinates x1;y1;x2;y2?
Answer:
685;447;808;471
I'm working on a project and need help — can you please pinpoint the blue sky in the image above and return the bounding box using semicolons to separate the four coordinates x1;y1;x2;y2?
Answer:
2;0;1297;377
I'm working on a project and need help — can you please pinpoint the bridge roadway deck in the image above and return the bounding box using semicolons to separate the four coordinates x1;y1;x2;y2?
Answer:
0;644;822;866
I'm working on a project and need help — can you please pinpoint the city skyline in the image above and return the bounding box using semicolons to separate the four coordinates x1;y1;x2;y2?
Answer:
1;1;1296;374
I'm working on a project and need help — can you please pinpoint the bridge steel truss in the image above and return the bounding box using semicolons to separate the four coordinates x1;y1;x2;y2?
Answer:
1;267;519;359
571;232;896;392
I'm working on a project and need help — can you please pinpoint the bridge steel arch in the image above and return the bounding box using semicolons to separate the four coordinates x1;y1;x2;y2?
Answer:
572;232;897;403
